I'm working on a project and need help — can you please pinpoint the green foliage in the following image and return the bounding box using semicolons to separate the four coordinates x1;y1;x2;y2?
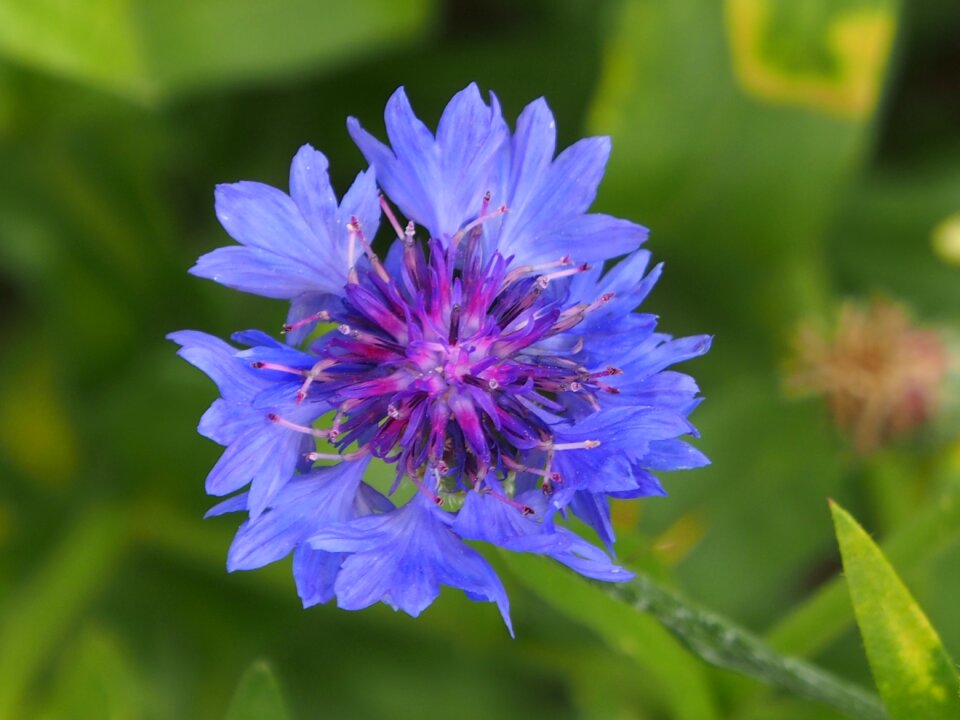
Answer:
226;662;290;720
831;501;960;719
0;0;436;102
0;0;957;718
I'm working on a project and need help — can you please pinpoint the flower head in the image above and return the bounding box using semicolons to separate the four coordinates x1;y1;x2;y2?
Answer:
790;299;947;454
171;84;710;631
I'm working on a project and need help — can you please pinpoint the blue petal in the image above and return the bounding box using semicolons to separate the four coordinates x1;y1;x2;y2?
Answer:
641;439;710;470
452;491;630;583
309;495;512;632
349;85;506;242
204;492;249;518
168;330;265;402
503;98;556;216
194;148;380;304
293;545;343;607
490;132;641;266
228;459;370;571
566;490;616;548
435;84;508;237
289;145;338;247
191;246;332;299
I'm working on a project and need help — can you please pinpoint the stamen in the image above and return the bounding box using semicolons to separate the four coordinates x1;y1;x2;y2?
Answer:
537;263;591;288
551;292;616;334
267;413;331;438
281;310;331;334
409;471;443;506
550;439;601;451
295;358;336;403
250;361;307;376
305;448;368;463
404;221;416;246
451;204;508;246
588;366;623;378
503;256;573;288
488;490;535;517
379;195;405;240
503;456;552;479
479;190;491;217
348;216;390;282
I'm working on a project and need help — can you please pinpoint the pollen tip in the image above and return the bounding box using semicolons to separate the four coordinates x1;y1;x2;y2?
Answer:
251;361;265;368
266;412;279;423
521;505;535;517
585;439;601;449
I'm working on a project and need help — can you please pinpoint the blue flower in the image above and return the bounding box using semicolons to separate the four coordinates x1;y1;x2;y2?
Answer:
171;84;710;632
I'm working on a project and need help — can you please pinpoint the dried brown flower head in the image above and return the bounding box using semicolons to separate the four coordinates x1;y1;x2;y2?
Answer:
790;300;948;454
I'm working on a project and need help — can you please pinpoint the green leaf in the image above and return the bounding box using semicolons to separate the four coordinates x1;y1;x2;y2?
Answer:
768;479;960;658
30;625;148;720
0;0;436;103
0;506;127;720
589;0;900;337
830;500;960;719
226;661;290;720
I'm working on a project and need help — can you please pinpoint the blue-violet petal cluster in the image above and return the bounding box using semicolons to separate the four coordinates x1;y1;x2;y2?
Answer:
171;84;710;633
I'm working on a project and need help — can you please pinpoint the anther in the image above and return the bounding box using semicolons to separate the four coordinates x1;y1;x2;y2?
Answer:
404;221;416;246
503;256;574;288
268;413;331;438
451;204;508;246
294;358;336;404
387;404;402;420
250;361;306;376
540;264;591;285
480;190;491;216
281;310;330;334
487;378;499;390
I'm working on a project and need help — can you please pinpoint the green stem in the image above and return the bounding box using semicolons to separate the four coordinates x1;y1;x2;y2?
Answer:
609;575;888;720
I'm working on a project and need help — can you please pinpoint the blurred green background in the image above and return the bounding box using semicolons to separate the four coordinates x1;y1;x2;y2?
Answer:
1;0;959;718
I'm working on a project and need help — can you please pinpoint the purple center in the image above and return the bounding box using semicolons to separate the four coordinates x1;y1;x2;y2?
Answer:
271;219;618;505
